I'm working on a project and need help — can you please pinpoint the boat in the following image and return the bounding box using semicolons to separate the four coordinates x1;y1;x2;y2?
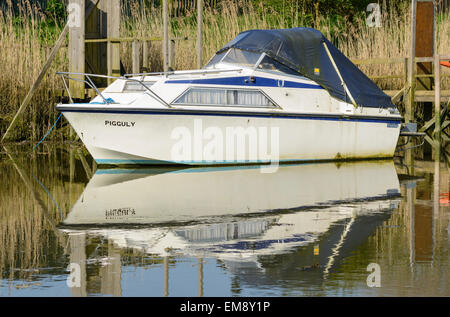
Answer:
56;28;402;166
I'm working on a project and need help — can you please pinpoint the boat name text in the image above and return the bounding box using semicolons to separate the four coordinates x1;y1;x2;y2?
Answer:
105;120;136;127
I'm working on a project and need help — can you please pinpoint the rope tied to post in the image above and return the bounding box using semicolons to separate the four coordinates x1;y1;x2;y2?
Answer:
32;113;63;151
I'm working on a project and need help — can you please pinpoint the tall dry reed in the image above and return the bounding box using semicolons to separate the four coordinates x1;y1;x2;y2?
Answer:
0;0;67;141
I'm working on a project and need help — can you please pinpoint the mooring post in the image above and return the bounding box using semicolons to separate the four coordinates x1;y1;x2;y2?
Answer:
107;0;120;84
198;258;203;297
142;41;149;72
164;256;169;297
197;0;203;68
169;39;175;70
415;0;434;91
163;0;169;72
69;233;87;297
434;54;441;140
433;1;441;142
406;0;417;123
132;40;141;74
69;0;86;99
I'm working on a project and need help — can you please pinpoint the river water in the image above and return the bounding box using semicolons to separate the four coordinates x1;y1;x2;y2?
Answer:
0;144;448;297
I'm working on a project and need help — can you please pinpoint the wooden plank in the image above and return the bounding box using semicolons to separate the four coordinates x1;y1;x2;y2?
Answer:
369;75;404;80
415;56;434;63
391;86;406;104
415;90;450;102
441;120;450;130
84;36;190;43
419;97;450;132
351;57;405;65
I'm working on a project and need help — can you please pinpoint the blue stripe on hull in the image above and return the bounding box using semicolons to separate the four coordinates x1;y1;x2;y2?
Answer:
60;108;402;125
96;159;274;165
95;157;393;166
165;76;323;89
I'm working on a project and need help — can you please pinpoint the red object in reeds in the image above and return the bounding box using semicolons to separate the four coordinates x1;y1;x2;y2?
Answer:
440;193;450;206
441;61;450;68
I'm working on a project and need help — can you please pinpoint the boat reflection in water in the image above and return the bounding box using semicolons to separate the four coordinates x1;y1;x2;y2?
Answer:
61;160;401;280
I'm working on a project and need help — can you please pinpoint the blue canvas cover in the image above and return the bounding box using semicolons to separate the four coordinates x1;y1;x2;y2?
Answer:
217;28;395;108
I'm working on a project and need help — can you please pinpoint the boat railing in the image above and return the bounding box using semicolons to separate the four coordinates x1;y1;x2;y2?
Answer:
56;72;171;107
57;68;244;107
123;67;243;78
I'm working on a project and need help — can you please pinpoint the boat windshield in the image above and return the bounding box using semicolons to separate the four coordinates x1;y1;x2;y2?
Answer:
205;48;302;77
256;55;301;77
204;48;261;69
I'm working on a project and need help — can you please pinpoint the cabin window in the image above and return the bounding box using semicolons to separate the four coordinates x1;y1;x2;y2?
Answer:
257;56;301;77
173;87;275;108
123;81;156;92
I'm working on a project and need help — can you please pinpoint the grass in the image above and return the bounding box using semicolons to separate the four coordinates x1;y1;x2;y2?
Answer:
0;0;449;141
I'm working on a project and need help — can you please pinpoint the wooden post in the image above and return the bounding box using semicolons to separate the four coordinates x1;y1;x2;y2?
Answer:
69;233;87;297
197;0;203;69
433;1;440;141
107;0;121;83
198;258;203;297
415;0;434;91
69;0;86;99
142;41;149;72
406;0;417;123
169;39;175;70
132;40;141;74
434;54;441;139
407;181;415;266
163;0;169;72
164;256;169;297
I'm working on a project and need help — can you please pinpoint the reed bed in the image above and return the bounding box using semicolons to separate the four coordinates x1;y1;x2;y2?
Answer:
0;0;449;141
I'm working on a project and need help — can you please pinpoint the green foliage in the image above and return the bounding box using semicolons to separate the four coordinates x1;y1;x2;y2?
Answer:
45;0;66;25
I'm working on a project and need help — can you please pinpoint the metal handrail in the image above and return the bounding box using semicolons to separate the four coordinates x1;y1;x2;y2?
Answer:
123;68;243;78
56;72;171;108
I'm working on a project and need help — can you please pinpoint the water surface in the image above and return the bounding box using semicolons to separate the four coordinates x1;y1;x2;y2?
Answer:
0;144;448;297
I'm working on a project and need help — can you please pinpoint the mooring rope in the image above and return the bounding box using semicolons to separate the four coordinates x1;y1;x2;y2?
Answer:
33;175;64;220
32;113;63;151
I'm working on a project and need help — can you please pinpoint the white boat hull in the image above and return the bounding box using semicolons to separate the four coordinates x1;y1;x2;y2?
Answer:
62;109;401;165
